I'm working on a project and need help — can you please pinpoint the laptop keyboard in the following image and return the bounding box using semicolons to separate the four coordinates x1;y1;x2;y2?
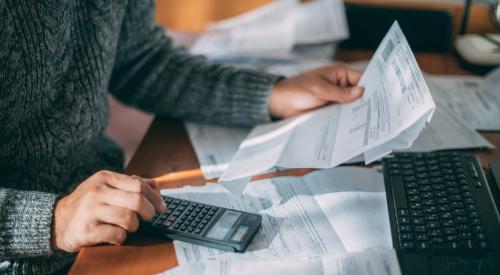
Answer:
383;152;489;252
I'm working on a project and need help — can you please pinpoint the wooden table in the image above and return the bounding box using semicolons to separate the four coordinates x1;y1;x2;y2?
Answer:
68;47;500;275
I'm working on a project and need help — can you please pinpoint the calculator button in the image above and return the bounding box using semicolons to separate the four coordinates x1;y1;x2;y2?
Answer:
187;226;194;233
194;228;202;234
173;224;180;230
180;225;187;231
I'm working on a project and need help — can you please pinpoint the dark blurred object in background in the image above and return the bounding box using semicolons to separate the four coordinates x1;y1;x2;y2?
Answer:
341;4;453;52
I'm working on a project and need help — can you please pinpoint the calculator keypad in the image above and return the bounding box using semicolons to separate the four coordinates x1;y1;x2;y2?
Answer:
152;196;221;235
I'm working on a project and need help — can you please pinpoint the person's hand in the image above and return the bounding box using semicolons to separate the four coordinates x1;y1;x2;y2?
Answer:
269;65;364;118
51;171;166;252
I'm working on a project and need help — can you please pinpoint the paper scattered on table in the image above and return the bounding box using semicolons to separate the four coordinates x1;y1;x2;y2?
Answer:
426;75;500;131
191;0;348;58
160;166;391;264
219;21;436;186
159;248;401;275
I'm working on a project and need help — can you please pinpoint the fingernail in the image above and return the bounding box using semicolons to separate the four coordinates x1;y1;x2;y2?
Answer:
161;201;167;212
351;87;363;96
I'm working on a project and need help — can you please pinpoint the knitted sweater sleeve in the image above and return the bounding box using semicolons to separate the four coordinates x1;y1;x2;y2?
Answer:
0;188;58;259
108;0;281;126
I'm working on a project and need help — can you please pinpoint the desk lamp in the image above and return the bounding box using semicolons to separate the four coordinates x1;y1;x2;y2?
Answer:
455;0;500;66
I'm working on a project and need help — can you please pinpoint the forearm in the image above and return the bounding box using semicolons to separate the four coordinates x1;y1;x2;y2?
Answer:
0;188;58;259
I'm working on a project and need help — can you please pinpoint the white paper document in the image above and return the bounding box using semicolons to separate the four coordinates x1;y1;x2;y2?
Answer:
219;22;436;186
160;248;401;275
191;0;348;58
160;166;392;265
426;74;500;131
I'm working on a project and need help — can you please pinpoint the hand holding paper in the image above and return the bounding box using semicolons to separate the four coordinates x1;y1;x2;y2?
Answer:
220;22;436;189
269;65;364;118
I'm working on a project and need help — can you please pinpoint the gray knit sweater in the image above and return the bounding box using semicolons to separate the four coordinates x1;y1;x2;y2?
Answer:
0;1;279;274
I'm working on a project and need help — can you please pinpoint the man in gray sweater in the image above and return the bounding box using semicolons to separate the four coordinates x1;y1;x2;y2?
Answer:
0;1;363;274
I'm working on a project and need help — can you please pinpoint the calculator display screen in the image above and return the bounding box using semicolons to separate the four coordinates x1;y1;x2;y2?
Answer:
206;211;241;240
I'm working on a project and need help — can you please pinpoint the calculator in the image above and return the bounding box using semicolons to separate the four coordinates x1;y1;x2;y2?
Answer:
140;195;262;252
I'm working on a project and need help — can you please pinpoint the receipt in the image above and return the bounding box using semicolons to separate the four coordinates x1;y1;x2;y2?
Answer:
220;21;436;185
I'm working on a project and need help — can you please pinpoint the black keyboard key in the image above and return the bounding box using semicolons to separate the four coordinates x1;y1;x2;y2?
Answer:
445;235;458;242
400;233;413;241
413;217;425;225
424;206;438;214
459;232;473;239
400;241;415;250
396;209;409;217
430;237;444;244
398;225;412;233
415;225;427;233
417;241;430;250
409;202;422;210
411;210;423;217
429;229;442;237
416;233;428;241
426;213;439;221
443;227;457;235
428;221;440;228
398;217;410;224
408;195;420;202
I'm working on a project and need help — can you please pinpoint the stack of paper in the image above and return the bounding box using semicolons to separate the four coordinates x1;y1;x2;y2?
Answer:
215;22;435;191
191;0;348;58
159;167;400;274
